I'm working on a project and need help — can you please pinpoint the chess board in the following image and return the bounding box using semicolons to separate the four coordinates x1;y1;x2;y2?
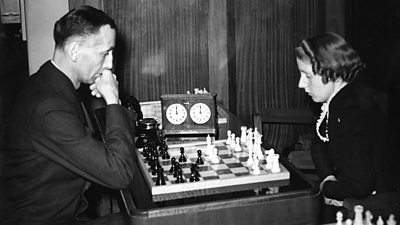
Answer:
137;140;290;202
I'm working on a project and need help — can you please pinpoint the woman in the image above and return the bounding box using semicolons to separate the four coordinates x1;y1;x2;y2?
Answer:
295;32;395;211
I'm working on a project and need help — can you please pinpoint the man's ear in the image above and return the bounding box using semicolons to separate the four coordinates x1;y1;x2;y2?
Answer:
65;41;80;62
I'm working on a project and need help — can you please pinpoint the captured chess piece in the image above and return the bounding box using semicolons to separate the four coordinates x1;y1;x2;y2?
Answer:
196;150;204;165
190;163;200;182
179;147;187;162
175;167;185;183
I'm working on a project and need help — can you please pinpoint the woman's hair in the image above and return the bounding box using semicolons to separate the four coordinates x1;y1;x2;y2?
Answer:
53;5;117;48
295;32;365;84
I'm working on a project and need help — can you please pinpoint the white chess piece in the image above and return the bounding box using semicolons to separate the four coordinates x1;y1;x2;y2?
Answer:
246;128;253;147
345;219;352;225
252;157;261;175
206;134;211;146
205;143;214;156
365;210;373;225
226;130;232;145
271;154;281;173
211;147;220;163
387;214;397;225
230;133;236;148
265;149;275;170
336;211;343;225
353;205;364;225
377;216;384;225
240;126;247;143
247;152;254;166
234;137;242;152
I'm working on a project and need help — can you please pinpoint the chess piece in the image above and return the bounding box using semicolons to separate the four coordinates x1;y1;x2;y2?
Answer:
175;167;185;183
173;162;180;178
252;157;261;175
265;149;275;170
387;214;397;225
169;157;176;173
156;166;166;186
234;137;242;152
189;164;200;182
196;150;204;165
240;126;247;143
246;128;253;147
336;211;343;225
226;130;232;145
271;154;281;173
345;219;352;225
179;147;187;162
247;152;254;166
365;210;373;225
206;134;212;146
377;216;384;225
211;147;219;163
230;133;236;148
353;205;364;225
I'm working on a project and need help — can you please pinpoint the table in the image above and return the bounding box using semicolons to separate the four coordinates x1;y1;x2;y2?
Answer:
93;103;322;225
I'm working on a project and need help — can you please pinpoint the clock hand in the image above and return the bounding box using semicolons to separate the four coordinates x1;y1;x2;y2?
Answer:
199;105;202;114
175;106;178;115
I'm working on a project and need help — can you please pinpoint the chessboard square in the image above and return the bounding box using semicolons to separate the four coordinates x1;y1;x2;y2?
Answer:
222;158;240;164
199;170;218;177
182;168;191;174
234;152;249;158
180;163;192;169
161;161;171;166
235;171;251;176
226;162;243;168
216;169;231;175
230;167;249;173
219;173;236;179
216;145;229;151
211;164;229;170
218;150;231;156
238;157;249;162
218;154;232;159
203;176;219;180
198;166;211;172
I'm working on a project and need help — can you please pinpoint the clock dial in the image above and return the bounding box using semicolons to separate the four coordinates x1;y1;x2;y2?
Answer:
190;103;211;124
166;103;187;125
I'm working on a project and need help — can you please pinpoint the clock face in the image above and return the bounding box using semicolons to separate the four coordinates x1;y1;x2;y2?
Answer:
166;103;187;125
189;103;211;124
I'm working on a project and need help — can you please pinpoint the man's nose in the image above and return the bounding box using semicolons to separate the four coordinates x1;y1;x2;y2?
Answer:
103;53;113;70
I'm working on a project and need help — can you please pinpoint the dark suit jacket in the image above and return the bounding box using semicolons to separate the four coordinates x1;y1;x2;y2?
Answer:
311;78;394;201
1;61;136;225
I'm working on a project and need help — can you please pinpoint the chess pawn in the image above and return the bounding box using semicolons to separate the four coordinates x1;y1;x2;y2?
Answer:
175;167;185;183
345;219;352;225
179;147;187;162
156;166;166;186
234;137;242;152
271;154;281;173
226;130;232;145
247;152;254;166
377;216;384;225
353;205;364;225
240;126;247;143
206;134;212;146
169;157;176;173
336;211;343;225
230;133;236;149
252;157;261;175
196;150;204;165
211;147;220;163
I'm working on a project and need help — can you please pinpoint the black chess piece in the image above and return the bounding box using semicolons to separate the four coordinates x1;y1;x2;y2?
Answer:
161;142;170;159
152;160;161;176
173;162;180;178
175;167;185;183
169;157;176;173
179;147;187;162
190;163;200;182
156;166;166;186
196;150;204;165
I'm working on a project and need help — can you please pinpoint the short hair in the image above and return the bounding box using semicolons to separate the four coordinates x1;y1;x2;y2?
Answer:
53;5;117;48
295;32;365;84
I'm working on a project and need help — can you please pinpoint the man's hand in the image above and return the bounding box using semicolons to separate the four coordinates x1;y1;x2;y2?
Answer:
89;70;120;105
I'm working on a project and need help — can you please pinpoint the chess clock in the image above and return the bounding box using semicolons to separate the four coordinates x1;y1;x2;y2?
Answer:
161;94;217;135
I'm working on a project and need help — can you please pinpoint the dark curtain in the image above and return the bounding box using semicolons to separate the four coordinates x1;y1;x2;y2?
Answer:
234;0;323;150
102;0;324;150
104;0;209;102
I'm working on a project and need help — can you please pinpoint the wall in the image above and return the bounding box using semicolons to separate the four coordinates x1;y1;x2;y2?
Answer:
24;0;69;74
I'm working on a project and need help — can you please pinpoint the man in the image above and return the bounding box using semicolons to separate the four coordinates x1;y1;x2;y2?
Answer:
1;6;135;225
